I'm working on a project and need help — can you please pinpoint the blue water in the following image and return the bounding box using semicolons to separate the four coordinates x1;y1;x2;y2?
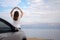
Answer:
21;23;60;40
21;23;60;29
22;29;60;40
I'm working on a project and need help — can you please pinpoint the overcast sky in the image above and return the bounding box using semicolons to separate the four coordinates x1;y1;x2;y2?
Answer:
0;0;60;24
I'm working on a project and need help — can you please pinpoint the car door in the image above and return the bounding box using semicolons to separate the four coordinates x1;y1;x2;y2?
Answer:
0;18;26;40
0;18;18;40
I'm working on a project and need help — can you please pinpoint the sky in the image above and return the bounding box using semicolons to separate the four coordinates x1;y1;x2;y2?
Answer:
0;0;60;24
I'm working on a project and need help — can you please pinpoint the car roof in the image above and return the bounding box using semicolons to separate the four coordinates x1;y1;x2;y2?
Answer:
0;18;16;31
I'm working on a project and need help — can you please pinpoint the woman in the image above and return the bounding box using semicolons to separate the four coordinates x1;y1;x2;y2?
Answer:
10;7;23;29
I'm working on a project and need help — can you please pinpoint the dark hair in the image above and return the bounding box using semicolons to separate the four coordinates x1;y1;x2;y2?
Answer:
13;11;19;21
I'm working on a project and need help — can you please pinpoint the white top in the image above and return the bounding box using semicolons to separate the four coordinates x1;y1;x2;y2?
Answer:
13;20;21;28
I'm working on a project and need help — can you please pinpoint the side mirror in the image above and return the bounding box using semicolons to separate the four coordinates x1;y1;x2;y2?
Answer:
11;27;19;32
12;30;19;32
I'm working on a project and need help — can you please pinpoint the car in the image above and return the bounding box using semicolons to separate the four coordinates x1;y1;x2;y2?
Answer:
0;18;27;40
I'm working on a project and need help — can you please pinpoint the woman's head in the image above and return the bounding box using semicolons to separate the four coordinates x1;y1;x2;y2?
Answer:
13;11;19;21
10;7;23;21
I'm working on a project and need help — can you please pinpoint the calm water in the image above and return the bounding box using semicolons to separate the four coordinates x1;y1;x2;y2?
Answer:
21;24;60;40
22;29;60;40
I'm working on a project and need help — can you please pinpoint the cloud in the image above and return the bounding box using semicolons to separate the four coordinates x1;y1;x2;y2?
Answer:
0;0;21;7
22;0;60;23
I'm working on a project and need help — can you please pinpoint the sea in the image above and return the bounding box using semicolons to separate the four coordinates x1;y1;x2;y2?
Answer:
21;23;60;40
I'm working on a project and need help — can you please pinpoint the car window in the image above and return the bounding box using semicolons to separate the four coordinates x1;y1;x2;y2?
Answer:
0;21;11;33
